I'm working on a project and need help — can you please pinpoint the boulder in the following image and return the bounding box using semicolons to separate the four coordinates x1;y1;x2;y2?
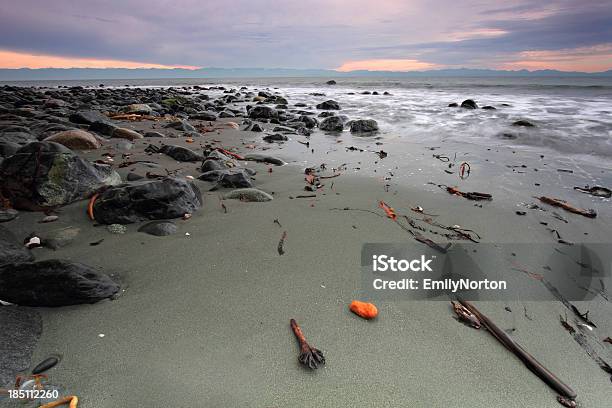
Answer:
138;221;178;236
320;116;344;132
123;103;152;115
112;127;143;140
0;259;119;307
482;106;497;110
326;80;337;85
190;111;217;121
0;140;20;157
263;133;288;142
448;102;458;107
316;100;341;110
243;153;286;165
201;159;228;172
0;142;121;210
69;110;109;125
0;225;33;266
199;169;254;188
89;120;118;136
159;145;203;162
164;120;196;132
350;119;378;133
512;120;535;127
92;177;202;224
460;99;478;109
248;106;279;120
224;188;273;202
44;129;102;150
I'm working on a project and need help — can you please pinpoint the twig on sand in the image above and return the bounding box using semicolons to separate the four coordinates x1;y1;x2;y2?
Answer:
458;299;577;402
537;196;596;218
39;396;79;408
277;231;287;255
290;319;325;369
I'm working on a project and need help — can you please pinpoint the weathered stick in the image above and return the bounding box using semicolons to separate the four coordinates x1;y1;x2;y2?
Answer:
538;196;596;218
459;299;577;400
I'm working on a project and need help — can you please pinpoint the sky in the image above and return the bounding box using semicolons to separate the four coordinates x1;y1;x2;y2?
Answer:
0;0;610;72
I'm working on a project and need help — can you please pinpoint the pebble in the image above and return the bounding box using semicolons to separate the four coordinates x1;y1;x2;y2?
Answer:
350;300;378;320
107;224;127;234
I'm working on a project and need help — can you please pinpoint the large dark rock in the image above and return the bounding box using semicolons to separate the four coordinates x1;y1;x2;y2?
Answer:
69;110;109;125
460;99;478;109
89;120;118;136
350;119;379;133
92;177;202;224
263;133;288;142
248;106;278;120
164;120;196;132
319;116;344;132
316;100;341;110
138;221;178;236
512;120;535;127
189;111;217;121
159;145;203;162
0;307;42;387
0;259;119;307
0;225;34;266
0;142;121;210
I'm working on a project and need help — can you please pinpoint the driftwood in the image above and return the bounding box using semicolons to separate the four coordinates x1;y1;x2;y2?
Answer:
538;196;596;218
458;299;577;401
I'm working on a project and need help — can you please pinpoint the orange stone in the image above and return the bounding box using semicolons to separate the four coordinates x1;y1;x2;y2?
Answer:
349;300;378;320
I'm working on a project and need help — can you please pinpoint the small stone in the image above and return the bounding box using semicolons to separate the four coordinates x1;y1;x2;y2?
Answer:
40;215;59;223
44;129;102;150
0;209;18;223
107;224;127;234
224;188;273;202
112;128;144;141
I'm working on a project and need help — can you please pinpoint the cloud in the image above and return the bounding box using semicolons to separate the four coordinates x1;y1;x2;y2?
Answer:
0;0;610;71
336;59;438;72
0;49;199;69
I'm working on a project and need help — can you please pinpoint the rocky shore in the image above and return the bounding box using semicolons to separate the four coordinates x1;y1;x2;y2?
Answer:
0;82;611;407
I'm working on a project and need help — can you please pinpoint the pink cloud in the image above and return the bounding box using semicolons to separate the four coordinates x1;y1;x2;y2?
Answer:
499;44;612;72
336;58;439;72
0;49;200;69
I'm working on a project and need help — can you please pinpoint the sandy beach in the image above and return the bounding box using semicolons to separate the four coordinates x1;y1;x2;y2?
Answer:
1;81;611;408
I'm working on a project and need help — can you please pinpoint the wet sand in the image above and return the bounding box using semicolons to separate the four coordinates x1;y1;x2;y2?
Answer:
2;116;612;407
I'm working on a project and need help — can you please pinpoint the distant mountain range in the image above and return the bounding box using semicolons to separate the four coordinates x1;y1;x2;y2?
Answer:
0;67;611;81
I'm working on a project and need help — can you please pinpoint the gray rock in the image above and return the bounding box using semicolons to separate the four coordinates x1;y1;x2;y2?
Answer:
0;259;120;307
244;153;286;166
89;120;118;136
159;145;203;162
320;116;344;132
126;172;144;181
201;159;228;172
112;127;143;141
0;209;18;223
350;119;379;133
248;106;278;120
316;100;341;110
138;221;177;236
0;140;20;157
250;123;264;132
460;99;478;109
512;120;535;127
263;133;288;142
92;177;202;224
144;131;165;138
0;142;121;210
189;111;217;121
69;110;109;125
123;103;152;114
164;120;196;132
107;224;127;234
199;169;254;188
224;188;273;202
